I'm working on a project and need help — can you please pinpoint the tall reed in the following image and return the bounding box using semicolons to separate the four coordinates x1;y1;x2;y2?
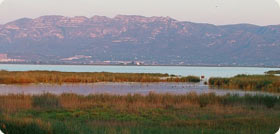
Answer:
208;74;280;93
0;71;200;84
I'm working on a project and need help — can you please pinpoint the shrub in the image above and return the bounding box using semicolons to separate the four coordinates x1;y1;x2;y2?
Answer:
0;118;49;134
181;76;201;82
262;96;278;109
32;94;61;109
198;94;210;108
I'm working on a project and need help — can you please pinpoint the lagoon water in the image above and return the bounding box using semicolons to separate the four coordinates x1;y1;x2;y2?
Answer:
0;64;279;96
0;82;278;96
0;64;279;78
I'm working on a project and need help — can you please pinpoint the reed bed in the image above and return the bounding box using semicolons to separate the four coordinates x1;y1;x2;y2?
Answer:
0;71;200;84
0;93;279;134
265;70;280;75
0;93;279;111
208;74;280;93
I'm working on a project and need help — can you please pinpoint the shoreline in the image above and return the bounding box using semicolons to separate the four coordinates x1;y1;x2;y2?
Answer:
1;63;280;69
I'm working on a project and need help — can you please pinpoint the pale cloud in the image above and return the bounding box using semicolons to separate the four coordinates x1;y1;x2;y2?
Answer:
276;0;280;7
0;0;4;5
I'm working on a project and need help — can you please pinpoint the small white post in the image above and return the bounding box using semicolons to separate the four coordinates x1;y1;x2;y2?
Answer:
276;127;280;134
0;129;4;134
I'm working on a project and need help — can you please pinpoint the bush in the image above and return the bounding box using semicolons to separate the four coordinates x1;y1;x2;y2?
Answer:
32;94;61;109
0;118;48;134
167;76;200;83
181;76;201;82
198;94;211;108
262;96;278;109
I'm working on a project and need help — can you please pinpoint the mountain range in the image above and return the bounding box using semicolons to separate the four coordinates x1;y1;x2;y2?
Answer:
0;15;279;66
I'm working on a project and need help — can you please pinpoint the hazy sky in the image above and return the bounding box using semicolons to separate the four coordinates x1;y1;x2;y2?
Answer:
0;0;280;25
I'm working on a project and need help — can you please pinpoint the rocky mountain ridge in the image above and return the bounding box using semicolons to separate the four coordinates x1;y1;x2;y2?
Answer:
0;15;279;66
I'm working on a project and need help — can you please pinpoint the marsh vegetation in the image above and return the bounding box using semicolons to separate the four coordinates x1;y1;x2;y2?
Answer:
265;70;280;75
1;71;280;134
208;74;280;93
0;93;279;134
0;71;200;84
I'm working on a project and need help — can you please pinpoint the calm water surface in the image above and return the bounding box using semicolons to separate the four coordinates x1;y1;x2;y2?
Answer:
0;64;279;78
0;83;278;96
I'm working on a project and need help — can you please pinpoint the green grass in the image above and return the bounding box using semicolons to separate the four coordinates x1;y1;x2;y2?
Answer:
0;93;280;134
0;71;200;84
208;74;280;93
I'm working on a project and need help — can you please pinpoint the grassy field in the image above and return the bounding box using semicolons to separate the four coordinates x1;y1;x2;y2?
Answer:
0;71;200;84
208;74;280;93
0;93;279;134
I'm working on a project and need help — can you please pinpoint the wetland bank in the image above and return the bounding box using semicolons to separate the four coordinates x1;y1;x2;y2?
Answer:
0;67;279;134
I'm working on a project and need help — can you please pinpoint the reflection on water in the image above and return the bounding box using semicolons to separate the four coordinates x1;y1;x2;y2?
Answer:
0;82;278;96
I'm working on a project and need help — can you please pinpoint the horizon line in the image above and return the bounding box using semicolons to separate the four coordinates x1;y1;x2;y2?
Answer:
1;14;280;27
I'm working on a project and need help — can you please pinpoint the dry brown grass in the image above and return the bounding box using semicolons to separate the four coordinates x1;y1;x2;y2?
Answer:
0;95;32;113
0;71;200;84
0;93;279;134
208;74;280;93
0;92;278;113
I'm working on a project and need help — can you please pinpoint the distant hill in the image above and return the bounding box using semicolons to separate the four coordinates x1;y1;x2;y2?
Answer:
0;15;280;66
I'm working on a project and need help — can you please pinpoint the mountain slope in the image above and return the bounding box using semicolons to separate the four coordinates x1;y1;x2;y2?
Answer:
0;15;279;66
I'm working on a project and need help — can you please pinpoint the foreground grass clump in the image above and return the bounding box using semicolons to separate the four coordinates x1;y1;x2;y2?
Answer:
0;71;200;84
0;93;280;134
208;74;280;93
32;94;61;109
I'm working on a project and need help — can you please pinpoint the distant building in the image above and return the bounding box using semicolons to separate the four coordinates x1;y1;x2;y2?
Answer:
0;54;8;59
61;55;92;61
0;53;25;62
